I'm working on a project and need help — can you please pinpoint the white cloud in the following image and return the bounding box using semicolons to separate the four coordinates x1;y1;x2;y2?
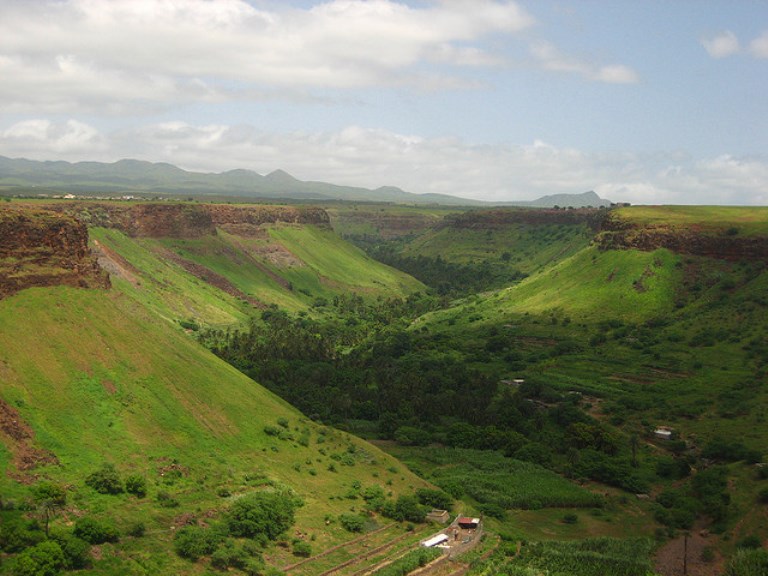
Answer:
2;120;765;206
530;41;639;84
0;0;534;113
594;65;639;85
2;119;105;155
701;29;768;60
749;30;768;59
701;30;740;58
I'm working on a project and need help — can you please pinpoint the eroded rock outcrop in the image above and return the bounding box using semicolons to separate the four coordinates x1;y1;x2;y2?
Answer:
0;208;110;299
597;214;768;261
41;202;330;238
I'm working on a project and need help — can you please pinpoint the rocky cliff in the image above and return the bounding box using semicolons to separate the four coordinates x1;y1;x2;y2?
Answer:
0;208;110;299
441;207;609;230
597;214;768;261
40;202;330;238
1;202;332;298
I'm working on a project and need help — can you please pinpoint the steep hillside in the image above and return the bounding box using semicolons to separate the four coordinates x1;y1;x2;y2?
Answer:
401;208;600;270
13;201;423;326
0;287;431;573
0;206;432;574
345;207;603;296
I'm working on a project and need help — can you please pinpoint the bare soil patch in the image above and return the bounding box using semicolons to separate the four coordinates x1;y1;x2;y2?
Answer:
654;530;724;576
0;397;58;481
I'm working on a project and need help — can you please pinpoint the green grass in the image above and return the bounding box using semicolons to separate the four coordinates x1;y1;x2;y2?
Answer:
616;205;768;236
92;222;423;327
496;246;680;321
401;223;591;272
267;223;423;296
0;286;430;574
91;227;251;326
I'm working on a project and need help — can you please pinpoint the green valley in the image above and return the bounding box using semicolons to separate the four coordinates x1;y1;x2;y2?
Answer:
1;200;767;576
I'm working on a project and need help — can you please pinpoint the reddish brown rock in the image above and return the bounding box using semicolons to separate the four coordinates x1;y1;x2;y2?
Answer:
0;208;110;299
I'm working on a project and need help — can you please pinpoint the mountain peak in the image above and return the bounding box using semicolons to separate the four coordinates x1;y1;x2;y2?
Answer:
265;169;299;183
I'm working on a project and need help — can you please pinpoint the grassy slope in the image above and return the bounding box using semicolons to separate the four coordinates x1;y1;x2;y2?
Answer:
91;227;251;326
402;223;591;269
490;246;680;321
266;224;422;296
0;286;429;573
92;223;424;325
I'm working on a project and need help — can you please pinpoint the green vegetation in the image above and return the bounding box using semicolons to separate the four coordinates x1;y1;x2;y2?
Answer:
4;201;768;574
0;286;427;574
394;448;603;513
468;537;658;576
369;547;442;576
615;205;768;236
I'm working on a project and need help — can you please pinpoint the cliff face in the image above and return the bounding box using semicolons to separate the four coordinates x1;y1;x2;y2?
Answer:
41;202;330;238
1;202;332;298
441;208;609;230
0;209;110;299
205;204;330;227
598;215;768;261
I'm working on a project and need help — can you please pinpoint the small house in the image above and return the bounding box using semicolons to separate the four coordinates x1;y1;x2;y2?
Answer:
426;509;450;524
458;517;480;529
654;427;673;441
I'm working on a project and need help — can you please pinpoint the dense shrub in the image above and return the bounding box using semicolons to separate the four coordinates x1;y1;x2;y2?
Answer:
362;485;387;511
73;517;119;544
0;516;45;553
84;464;123;494
339;513;366;533
173;525;223;560
292;540;312;557
11;540;65;576
416;488;453;511
127;522;146;538
702;437;762;464
737;535;762;550
381;495;426;523
156;491;180;508
51;532;91;569
726;548;768;576
394;426;431;446
226;491;298;541
124;474;147;498
210;539;255;570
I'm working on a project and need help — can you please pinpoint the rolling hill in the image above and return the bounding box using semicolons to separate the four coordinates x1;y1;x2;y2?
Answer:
0;203;433;575
0;155;612;207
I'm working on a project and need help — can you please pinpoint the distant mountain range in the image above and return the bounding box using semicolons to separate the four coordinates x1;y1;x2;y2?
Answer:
0;156;611;208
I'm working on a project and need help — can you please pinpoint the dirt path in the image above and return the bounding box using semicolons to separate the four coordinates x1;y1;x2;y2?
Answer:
654;531;724;576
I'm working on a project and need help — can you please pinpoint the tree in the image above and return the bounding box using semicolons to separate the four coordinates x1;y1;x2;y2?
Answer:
31;482;67;538
73;517;119;544
630;433;639;468
11;540;65;576
85;464;123;494
226;491;298;541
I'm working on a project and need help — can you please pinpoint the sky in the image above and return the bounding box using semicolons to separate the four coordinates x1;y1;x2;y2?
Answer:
0;0;766;205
